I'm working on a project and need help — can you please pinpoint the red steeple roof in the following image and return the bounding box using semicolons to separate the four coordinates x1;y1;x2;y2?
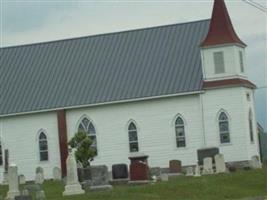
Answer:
201;0;246;47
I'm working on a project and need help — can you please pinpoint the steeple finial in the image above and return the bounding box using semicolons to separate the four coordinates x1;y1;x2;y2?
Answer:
201;0;246;47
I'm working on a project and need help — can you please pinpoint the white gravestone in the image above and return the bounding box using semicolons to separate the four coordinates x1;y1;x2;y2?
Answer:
6;164;20;200
186;167;194;176
63;149;85;196
160;173;169;182
35;173;44;184
35;166;44;184
202;157;214;175
19;174;26;184
194;164;201;177
250;155;262;169
53;167;62;181
215;154;226;173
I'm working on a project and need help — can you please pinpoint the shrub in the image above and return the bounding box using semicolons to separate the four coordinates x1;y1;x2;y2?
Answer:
68;131;96;168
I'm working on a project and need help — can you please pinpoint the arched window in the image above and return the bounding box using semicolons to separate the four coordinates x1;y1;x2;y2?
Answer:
0;140;3;166
39;132;49;161
218;112;230;144
128;122;139;152
249;109;254;143
175;117;186;148
78;117;97;154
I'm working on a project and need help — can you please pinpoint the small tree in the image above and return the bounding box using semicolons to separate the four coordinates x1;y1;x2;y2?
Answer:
68;131;96;168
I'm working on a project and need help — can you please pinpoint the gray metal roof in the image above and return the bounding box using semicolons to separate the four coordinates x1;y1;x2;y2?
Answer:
0;19;210;116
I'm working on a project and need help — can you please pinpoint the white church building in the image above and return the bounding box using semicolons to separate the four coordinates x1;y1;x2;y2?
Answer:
0;0;261;181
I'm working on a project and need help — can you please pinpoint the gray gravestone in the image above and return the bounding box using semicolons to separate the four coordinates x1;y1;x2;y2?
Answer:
24;184;41;193
197;147;219;165
35;173;44;185
35;167;44;175
35;167;44;185
186;167;194;176
19;175;26;184
194;164;201;177
63;148;85;196
53;167;61;181
203;157;214;175
6;164;20;200
215;154;226;173
250;155;262;169
90;165;113;190
150;167;161;178
112;164;128;179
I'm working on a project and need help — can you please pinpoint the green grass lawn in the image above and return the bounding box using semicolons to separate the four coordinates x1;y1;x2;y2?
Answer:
1;166;267;200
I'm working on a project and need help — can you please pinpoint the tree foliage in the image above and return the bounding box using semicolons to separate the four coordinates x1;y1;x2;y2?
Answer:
68;131;96;168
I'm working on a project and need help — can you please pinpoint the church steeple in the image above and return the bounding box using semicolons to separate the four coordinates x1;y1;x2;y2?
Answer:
199;0;255;86
201;0;246;47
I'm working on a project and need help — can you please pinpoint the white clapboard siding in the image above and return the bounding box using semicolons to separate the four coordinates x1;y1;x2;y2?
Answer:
0;88;260;182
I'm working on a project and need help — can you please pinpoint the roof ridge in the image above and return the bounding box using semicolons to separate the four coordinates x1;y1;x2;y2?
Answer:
1;19;210;50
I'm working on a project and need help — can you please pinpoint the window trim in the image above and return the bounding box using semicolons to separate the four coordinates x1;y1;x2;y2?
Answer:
127;120;139;153
37;129;49;162
174;114;187;148
217;110;231;145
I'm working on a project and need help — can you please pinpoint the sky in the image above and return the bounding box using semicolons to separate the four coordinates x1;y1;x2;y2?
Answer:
1;0;267;129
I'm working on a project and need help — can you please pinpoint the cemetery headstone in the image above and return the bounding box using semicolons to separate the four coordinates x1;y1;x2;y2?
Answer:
169;160;182;173
62;148;85;196
250;155;262;169
112;164;128;179
6;164;20;200
78;167;91;183
19;175;26;184
129;153;149;181
90;165;113;190
129;161;150;181
149;167;161;179
215;154;226;173
203;157;214;175
24;184;41;193
53;167;61;181
186;167;194;176
160;173;169;182
35;167;44;175
35;167;44;185
194;164;201;177
35;173;44;185
197;147;219;165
